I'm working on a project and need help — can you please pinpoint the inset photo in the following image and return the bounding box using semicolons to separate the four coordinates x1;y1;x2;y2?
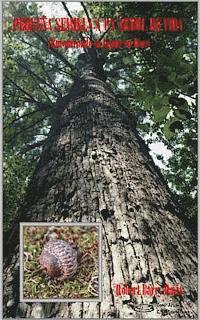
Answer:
20;222;102;302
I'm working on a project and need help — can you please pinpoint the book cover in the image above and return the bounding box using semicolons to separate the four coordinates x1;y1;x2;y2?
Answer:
2;1;198;319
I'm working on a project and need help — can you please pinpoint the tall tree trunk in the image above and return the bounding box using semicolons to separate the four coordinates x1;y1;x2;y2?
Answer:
4;62;197;318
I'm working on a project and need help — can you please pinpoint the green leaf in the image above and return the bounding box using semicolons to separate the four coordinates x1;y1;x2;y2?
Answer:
122;56;131;65
163;118;183;140
169;120;183;132
168;72;176;82
163;120;175;139
171;47;185;64
144;77;156;94
153;96;169;110
174;109;192;120
156;76;173;93
143;95;154;111
153;105;170;122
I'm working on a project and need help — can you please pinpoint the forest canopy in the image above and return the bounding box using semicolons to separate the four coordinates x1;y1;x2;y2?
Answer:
3;2;197;232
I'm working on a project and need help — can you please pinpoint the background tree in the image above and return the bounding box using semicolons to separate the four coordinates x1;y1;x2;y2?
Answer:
4;1;197;233
3;2;197;319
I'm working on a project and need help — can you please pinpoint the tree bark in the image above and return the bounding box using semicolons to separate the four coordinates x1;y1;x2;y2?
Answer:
4;68;197;319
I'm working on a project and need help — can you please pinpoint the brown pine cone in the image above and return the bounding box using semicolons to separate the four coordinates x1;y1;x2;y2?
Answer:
39;240;80;281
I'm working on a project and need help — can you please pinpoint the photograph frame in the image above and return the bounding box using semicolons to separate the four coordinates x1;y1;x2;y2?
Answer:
20;222;103;303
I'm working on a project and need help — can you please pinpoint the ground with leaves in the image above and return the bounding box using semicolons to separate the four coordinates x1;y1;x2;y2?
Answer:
23;225;99;300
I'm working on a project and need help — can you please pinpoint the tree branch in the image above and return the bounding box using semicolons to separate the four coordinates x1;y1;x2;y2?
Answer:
14;58;59;98
99;25;112;41
5;75;37;103
116;94;136;99
81;2;93;40
37;59;62;97
4;109;41;130
37;83;54;104
4;99;55;130
10;2;75;71
177;90;196;101
7;115;49;145
7;62;55;104
33;32;76;72
18;38;73;78
18;37;42;52
61;2;73;18
4;76;56;116
37;57;73;77
61;1;88;53
21;139;47;153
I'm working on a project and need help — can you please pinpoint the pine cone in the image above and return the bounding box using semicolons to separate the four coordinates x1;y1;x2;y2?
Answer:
39;240;80;280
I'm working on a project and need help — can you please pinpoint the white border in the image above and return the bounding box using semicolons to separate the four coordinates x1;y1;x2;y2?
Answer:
20;222;102;303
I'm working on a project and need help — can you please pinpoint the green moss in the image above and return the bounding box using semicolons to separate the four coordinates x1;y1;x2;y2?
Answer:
23;226;99;299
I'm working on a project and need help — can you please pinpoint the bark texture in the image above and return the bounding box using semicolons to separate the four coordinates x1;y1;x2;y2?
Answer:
4;68;197;319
